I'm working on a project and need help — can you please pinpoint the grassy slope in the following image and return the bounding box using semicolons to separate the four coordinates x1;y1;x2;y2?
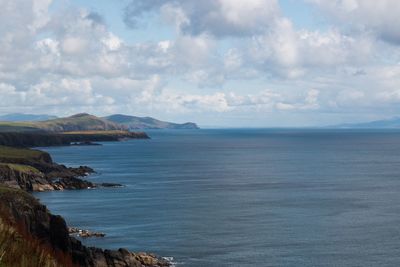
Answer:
62;130;131;135
0;122;42;133
0;146;45;177
0;146;45;160
0;186;73;267
35;114;122;132
0;113;124;133
105;114;199;129
0;163;40;174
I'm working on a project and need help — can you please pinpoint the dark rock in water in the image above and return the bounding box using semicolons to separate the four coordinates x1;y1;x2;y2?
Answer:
53;177;95;190
69;165;95;177
100;182;123;188
69;227;106;238
71;141;101;146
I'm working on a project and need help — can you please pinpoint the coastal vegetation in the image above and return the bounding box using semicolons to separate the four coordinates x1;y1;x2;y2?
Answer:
0;163;40;174
0;113;122;133
0;124;171;266
0;111;181;266
0;112;199;132
0;131;148;147
105;114;199;129
0;186;74;267
0;145;46;160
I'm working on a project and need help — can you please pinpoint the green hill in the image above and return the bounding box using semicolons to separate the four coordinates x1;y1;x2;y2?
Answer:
0;113;125;132
105;114;199;129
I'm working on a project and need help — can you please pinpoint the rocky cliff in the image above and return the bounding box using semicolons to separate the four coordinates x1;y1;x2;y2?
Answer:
0;186;170;267
0;144;171;266
0;131;149;147
0;164;95;191
0;146;96;191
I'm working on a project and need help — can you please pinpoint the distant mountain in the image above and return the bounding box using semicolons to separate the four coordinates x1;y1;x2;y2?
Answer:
0;113;198;132
333;117;400;128
0;113;57;122
36;113;125;132
0;113;125;132
105;114;199;130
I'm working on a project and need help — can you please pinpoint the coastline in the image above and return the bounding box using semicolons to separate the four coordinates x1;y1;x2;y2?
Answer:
0;134;172;267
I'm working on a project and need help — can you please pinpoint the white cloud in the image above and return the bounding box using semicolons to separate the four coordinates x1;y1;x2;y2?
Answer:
102;33;123;51
308;0;400;44
248;18;375;78
61;37;88;54
1;0;400;126
124;0;280;37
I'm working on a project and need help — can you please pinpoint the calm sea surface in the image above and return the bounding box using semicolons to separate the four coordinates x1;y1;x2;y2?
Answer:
35;129;400;266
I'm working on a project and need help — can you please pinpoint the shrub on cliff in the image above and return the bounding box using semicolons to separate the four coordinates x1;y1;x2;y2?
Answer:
0;187;74;266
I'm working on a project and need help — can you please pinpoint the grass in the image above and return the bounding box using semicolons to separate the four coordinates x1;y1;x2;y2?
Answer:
0;186;73;267
0;122;42;133
0;186;75;267
0;122;36;127
0;218;59;267
0;146;45;160
0;114;122;133
62;130;131;135
0;186;32;201
0;163;40;174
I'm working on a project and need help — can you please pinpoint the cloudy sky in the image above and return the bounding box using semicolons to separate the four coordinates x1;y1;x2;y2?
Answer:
1;0;400;127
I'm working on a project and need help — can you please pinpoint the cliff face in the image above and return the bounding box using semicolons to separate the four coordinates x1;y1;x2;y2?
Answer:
0;186;170;267
0;164;95;191
0;141;171;267
0;131;149;147
0;164;53;191
0;145;96;192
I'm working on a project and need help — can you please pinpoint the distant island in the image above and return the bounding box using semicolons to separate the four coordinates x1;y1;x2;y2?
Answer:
331;117;400;129
0;113;199;132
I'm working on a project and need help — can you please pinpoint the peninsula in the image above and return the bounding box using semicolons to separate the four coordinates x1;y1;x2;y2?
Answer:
0;113;171;267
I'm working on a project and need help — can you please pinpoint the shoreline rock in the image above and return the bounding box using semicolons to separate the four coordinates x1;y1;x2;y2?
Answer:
71;141;102;146
0;186;171;266
69;227;106;238
0;163;97;192
0;142;172;266
0;131;150;147
100;182;124;188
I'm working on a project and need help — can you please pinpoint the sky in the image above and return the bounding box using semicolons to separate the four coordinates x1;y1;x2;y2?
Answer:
1;0;400;127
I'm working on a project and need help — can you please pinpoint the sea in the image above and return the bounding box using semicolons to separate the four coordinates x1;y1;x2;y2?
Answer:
35;129;400;267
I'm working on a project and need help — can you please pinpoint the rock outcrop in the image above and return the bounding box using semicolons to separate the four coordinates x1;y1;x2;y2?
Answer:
69;227;106;238
0;163;96;192
0;145;105;191
0;141;171;266
0;186;170;267
0;131;149;147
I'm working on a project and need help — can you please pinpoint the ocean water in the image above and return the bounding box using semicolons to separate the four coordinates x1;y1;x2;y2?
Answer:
35;129;400;267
